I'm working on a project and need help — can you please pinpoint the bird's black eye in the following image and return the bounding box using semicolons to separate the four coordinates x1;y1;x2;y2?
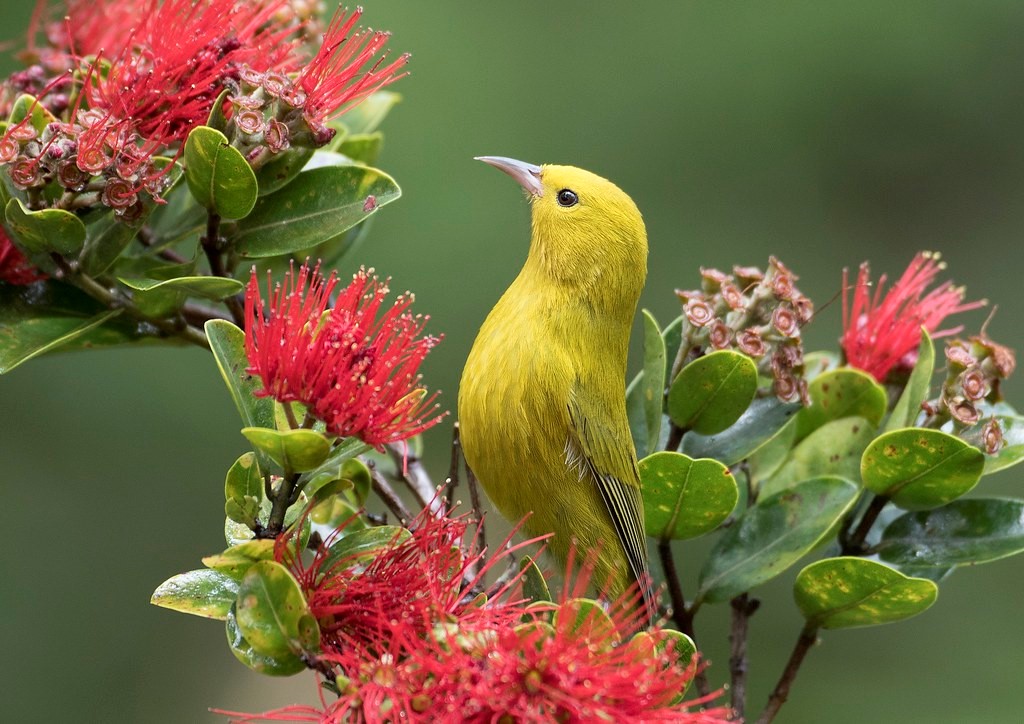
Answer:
556;188;579;207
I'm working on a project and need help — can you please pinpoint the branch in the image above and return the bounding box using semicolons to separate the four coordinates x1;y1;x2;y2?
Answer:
200;211;245;326
445;422;462;511
657;539;710;698
368;462;414;524
386;442;441;514
755;624;819;724
729;593;759;719
840;494;889;555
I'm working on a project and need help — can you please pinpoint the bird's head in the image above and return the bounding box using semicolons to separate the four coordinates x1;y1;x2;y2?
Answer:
476;156;647;304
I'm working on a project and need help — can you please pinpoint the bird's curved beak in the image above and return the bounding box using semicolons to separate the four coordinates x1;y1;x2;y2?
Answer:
475;156;544;197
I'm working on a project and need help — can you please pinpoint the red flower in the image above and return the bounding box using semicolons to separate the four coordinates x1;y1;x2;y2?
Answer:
842;252;985;381
245;263;445;447
0;228;45;285
297;8;410;130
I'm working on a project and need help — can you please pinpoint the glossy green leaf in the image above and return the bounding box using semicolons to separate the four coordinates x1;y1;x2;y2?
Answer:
236;560;318;659
255;146;316;196
878;498;1024;566
226;604;305;676
232;165;400;258
151;569;238;620
553;598;619;644
5;198;86;255
0;305;120;374
8;93;57;133
224;451;262;526
79;208;148;276
641;452;737;540
761;416;874;498
224;491;310;547
748;416;798;485
338;132;384;165
241;427;331;473
322;525;410;570
683;396;801;466
118;275;244;300
339;91;401;134
668;350;758;435
640;310;667;456
626;316;682;455
802;351;840;382
794;557;937;629
885;329;934;432
202;540;276;581
696;476;859;604
862;428;984;510
520;556;552;603
309;496;368;533
300;438;373;499
183;126;257;219
795;368;886;441
206;320;275;450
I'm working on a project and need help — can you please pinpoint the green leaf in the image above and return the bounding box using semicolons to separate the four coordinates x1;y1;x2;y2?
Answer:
79;207;149;276
206;88;231;133
202;540;276;581
748;416;798;484
118;275;244;300
885;329;934;432
794;557;937;629
205;319;275;451
861;428;984;510
553;598;618;644
338;132;384;165
151;569;238;620
226;604;306;676
8;93;57;133
520;556;552;603
147;175;204;244
339;91;401;134
235;560;319;659
0;305;120;374
795;368;887;441
668;350;758;435
682;396;801;466
5;198;86;255
225;452;262;506
241;427;332;474
802;351;840;382
761;416;874;498
641;452;737;540
626;316;682;456
300;438;373;499
232;165;401;258
321;525;410;570
310;496;368;533
255;146;316;196
639;310;667;456
183;126;257;219
878;498;1024;566
696;476;859;604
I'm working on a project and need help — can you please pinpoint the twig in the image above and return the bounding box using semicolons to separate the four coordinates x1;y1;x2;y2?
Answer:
386;442;441;513
264;473;300;536
445;422;462;511
729;593;759;719
665;422;686;453
841;494;889;555
657;539;710;698
465;458;487;551
755;624;819;724
137;225;190;265
200;211;245;326
368;463;414;524
181;301;231;326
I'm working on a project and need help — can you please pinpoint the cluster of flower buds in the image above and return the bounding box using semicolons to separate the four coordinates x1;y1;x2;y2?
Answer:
922;335;1017;449
675;256;813;404
0;111;174;219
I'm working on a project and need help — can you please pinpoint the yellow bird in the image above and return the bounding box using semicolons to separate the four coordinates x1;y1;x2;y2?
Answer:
459;156;653;619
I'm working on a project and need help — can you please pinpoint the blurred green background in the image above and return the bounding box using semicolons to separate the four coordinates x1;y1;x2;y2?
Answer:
2;1;1024;721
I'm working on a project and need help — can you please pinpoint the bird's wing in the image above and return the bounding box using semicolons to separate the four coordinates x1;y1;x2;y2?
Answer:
566;387;651;600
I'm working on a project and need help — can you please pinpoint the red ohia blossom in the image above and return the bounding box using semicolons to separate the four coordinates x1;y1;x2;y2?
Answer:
245;263;445;447
842;252;985;381
0;228;45;285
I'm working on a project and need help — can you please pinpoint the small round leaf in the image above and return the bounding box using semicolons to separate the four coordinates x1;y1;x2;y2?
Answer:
795;368;887;441
151;569;238;620
225;452;262;504
794;557;937;629
226;604;305;676
668;350;757;435
322;525;410;570
862;428;984;510
235;560;318;660
520;555;552;603
641;452;737;540
183;125;258;219
5;198;86;255
761;416;874;498
242;427;332;473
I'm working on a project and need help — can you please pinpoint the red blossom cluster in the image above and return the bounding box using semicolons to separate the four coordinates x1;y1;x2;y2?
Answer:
0;0;407;222
222;509;730;724
841;251;985;382
244;263;445;447
0;227;46;285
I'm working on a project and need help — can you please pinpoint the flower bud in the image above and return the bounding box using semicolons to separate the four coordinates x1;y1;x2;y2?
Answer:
265;119;291;153
10;158;41;189
960;367;988;401
101;177;138;209
737;328;767;358
733;265;763;286
685;298;715;328
57;159;89;190
0;135;19;163
771;305;800;338
947;396;980;426
792;295;814;324
945;342;975;370
771;273;794;300
700;267;729;293
720;282;745;311
982;418;1003;455
235;110;265;136
708;319;732;350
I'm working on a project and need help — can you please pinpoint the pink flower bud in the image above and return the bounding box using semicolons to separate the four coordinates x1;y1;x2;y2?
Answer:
708;319;732;350
771;305;800;338
960;367;988;401
685;298;715;328
983;418;1004;455
737;328;767;358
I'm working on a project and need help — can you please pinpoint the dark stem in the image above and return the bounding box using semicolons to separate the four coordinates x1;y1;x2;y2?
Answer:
657;539;710;698
755;624;820;724
262;473;300;537
729;593;759;719
465;458;487;551
136;225;190;265
841;494;889;555
200;211;245;326
181;301;231;327
51;256;209;349
665;422;686;453
368;463;414;524
283;402;300;430
386;442;440;513
445;422;462;512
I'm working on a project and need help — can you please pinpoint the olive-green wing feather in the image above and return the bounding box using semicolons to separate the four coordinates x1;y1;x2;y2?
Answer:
567;388;652;614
